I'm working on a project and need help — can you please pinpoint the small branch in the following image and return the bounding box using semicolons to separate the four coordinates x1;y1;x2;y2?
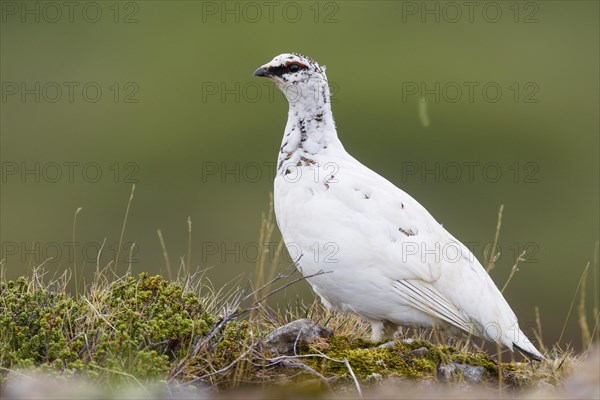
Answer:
170;258;330;383
279;359;334;390
189;346;254;384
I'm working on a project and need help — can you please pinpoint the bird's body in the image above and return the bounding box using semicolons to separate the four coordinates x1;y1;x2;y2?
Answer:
255;53;543;360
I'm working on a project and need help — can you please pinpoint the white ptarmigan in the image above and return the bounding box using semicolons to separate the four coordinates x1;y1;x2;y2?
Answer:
254;53;543;360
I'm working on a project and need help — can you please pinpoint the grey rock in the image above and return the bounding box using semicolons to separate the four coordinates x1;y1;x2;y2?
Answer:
264;319;333;355
438;363;485;383
376;341;397;349
410;346;429;357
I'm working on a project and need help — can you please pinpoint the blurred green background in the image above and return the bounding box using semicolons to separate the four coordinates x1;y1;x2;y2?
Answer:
1;1;598;350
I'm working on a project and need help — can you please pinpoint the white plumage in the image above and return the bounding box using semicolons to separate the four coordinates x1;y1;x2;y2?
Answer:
254;53;543;360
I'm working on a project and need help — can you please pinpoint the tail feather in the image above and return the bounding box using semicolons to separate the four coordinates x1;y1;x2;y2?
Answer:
513;339;544;361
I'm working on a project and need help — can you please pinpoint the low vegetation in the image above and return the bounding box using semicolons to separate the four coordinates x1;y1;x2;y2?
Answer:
0;267;590;398
1;196;597;398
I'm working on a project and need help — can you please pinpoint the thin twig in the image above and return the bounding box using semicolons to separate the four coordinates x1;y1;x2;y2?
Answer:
189;346;255;384
279;359;334;390
170;259;326;381
241;270;329;316
266;352;362;398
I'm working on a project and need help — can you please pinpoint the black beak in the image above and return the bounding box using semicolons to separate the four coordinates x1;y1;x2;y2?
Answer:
253;67;270;77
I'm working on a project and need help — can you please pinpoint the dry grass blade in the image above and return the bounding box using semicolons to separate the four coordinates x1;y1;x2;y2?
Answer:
589;312;600;351
126;242;137;272
593;240;599;344
82;297;117;332
72;207;83;297
252;194;279;315
114;184;135;273
534;306;548;354
157;229;172;280
486;204;504;272
578;265;591;347
501;250;525;293
186;216;192;277
559;262;590;344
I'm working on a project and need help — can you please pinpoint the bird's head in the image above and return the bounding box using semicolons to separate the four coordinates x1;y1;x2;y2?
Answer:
254;53;330;107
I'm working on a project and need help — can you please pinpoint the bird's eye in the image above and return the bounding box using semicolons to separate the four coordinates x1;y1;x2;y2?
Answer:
288;63;300;73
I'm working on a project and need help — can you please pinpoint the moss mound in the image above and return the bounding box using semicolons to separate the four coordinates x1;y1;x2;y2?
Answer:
0;274;222;381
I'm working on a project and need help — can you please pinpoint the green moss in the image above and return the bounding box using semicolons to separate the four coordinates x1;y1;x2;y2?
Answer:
0;274;217;382
302;336;503;385
303;337;431;382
